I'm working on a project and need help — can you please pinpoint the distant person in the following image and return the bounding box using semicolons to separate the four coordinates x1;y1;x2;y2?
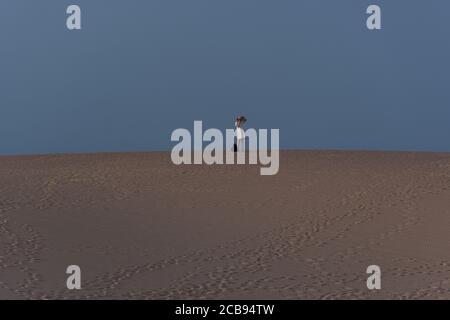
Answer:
234;116;247;152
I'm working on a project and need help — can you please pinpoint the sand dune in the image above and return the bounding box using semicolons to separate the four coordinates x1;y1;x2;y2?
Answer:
1;150;450;299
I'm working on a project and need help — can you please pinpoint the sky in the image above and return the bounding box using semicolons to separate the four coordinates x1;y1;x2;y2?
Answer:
1;0;449;155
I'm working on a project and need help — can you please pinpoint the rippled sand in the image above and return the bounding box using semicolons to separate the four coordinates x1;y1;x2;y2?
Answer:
1;151;450;299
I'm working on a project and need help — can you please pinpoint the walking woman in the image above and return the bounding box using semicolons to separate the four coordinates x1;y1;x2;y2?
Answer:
235;115;247;152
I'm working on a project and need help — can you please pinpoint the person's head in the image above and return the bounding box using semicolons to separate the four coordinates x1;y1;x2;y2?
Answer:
236;115;246;126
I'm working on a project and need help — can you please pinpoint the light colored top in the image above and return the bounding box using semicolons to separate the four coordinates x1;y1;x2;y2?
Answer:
235;122;245;140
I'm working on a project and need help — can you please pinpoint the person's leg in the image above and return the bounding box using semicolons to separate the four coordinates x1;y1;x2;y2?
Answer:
237;138;244;151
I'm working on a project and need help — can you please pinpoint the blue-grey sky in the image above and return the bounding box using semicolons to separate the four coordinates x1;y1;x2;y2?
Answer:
1;1;449;155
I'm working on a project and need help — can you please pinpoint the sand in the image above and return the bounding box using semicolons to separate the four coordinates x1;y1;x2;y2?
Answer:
1;150;450;299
